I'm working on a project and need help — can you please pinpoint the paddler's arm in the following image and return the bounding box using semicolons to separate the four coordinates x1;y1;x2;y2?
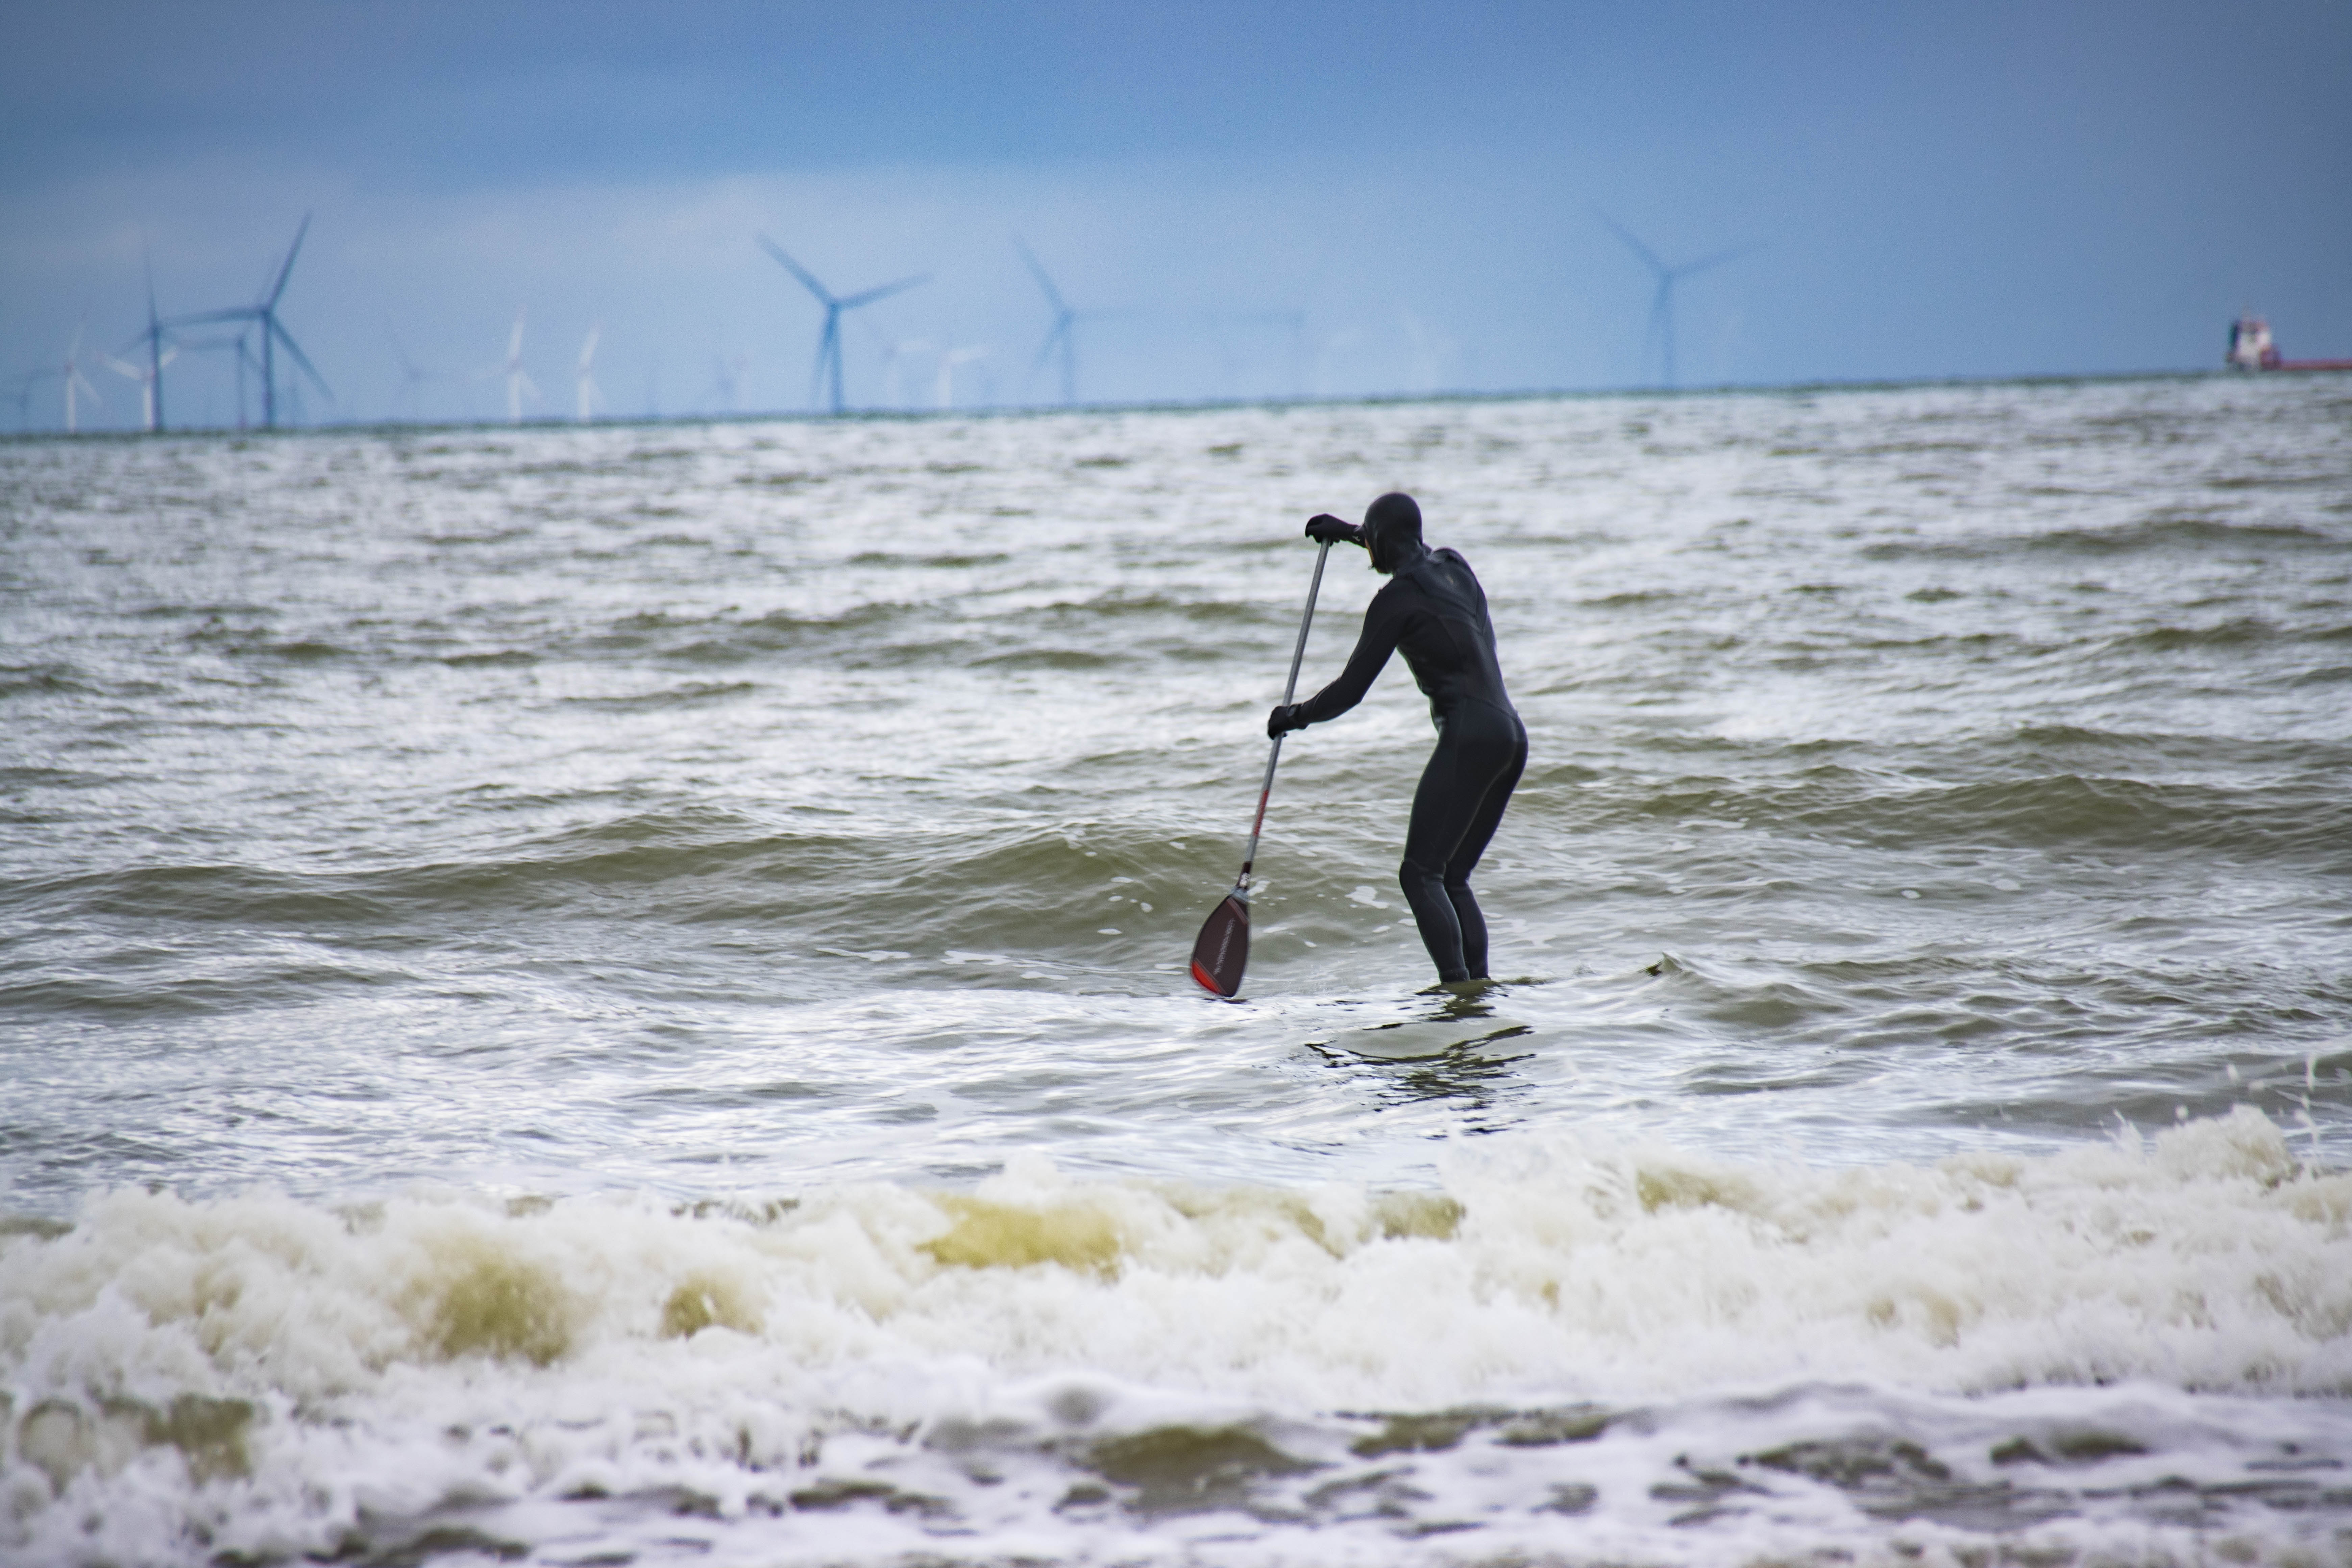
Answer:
1269;585;1404;736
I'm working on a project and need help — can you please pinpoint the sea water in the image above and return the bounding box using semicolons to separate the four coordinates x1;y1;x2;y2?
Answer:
2;375;2348;1565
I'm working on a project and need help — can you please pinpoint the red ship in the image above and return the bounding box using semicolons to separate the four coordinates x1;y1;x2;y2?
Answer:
2227;315;2352;372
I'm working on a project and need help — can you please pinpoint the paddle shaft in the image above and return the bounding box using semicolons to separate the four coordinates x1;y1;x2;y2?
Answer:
1235;539;1332;892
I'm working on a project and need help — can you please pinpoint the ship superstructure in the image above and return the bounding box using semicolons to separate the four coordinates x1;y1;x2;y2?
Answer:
2227;314;2351;372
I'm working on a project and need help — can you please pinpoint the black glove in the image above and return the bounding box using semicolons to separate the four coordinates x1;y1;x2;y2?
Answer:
1267;703;1308;739
1305;514;1363;546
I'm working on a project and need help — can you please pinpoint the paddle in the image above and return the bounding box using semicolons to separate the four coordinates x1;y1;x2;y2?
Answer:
1190;538;1333;997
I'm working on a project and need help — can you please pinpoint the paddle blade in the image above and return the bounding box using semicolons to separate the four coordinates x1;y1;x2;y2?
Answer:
1189;891;1250;997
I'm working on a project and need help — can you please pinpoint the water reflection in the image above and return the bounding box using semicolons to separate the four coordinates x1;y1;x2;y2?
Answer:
1305;987;1537;1122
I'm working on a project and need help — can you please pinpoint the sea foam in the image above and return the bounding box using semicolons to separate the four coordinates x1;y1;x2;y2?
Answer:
2;1107;2345;1564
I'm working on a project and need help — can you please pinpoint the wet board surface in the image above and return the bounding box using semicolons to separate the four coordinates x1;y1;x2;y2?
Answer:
1304;985;1536;1059
1312;1014;1534;1060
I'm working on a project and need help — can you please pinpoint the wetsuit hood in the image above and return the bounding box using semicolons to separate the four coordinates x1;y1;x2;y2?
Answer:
1364;492;1425;574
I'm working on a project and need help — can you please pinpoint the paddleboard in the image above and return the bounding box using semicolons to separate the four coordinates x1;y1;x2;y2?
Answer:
1315;1014;1533;1060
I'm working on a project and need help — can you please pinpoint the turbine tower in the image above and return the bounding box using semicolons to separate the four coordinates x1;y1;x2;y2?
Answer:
490;312;537;422
12;326;103;432
1399;310;1455;394
1594;209;1757;389
167;214;329;427
109;250;176;431
700;351;750;415
51;325;104;434
1310;327;1360;399
881;337;935;410
168;326;259;426
756;235;928;414
1221;307;1307;400
101;338;176;432
386;329;450;423
1015;238;1081;406
1013;238;1127;406
575;324;602;422
934;344;988;411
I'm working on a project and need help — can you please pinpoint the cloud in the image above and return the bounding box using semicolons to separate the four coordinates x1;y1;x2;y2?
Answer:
5;2;2347;428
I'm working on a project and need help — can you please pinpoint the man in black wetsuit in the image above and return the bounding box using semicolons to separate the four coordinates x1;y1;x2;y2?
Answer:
1268;493;1527;985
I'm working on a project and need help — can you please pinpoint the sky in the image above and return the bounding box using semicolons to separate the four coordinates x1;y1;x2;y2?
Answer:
3;0;2348;430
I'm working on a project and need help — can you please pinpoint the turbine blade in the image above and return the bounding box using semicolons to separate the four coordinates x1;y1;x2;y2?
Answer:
1031;319;1069;377
839;273;930;311
167;307;261;328
757;235;835;305
1673;242;1763;279
1648;289;1674;386
1592;207;1668;278
264;213;312;308
271;319;333;397
1012;237;1066;313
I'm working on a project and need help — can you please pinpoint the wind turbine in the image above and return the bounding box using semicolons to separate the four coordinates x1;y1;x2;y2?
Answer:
386;329;453;423
14;328;101;433
575;324;602;422
166;214;329;427
934;345;988;412
206;328;261;427
108;249;176;431
485;312;537;422
57;325;103;433
756;236;928;414
1310;327;1361;399
101;340;176;432
1014;238;1083;406
880;337;935;409
155;325;254;427
1014;237;1133;406
1232;308;1308;398
1594;209;1758;389
700;351;750;415
1400;310;1455;394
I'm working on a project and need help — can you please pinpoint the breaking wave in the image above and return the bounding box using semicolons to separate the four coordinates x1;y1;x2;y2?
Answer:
2;1110;2347;1565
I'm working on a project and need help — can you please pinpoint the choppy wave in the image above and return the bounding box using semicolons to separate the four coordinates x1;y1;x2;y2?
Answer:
2;1110;2347;1565
6;379;2352;1561
1860;516;2348;563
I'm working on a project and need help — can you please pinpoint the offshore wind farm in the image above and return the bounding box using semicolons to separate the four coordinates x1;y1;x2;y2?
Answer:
9;205;1774;434
16;202;2342;438
11;220;1444;434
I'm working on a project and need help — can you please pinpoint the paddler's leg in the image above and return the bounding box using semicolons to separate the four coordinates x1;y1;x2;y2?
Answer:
1398;714;1518;982
1440;712;1526;980
1399;733;1471;980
